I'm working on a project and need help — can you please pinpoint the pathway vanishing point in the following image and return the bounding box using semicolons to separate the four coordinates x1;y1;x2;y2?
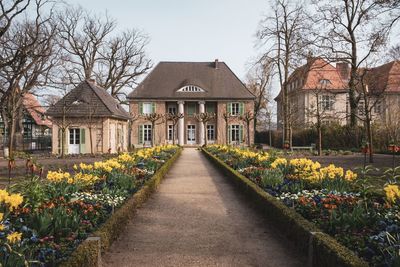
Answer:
103;148;307;267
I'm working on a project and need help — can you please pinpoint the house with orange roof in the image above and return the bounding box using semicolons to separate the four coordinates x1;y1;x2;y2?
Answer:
0;93;52;153
275;58;400;130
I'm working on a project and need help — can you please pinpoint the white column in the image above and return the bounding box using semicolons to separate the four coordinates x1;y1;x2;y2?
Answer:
198;101;205;145
178;101;185;146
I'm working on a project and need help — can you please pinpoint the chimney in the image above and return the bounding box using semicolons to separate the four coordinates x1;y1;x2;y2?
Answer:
336;62;350;81
87;78;96;85
214;59;219;69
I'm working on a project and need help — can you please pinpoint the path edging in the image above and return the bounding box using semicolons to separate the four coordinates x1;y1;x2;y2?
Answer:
202;148;368;267
59;147;182;267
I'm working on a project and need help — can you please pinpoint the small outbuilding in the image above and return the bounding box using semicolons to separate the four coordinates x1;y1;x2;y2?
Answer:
46;80;130;155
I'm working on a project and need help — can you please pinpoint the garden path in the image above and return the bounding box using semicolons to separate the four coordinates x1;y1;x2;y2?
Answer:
103;148;306;267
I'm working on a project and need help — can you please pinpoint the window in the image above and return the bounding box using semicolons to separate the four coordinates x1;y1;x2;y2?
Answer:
207;125;215;140
206;103;215;113
358;101;365;116
143;125;152;142
187;103;196;116
168;105;177;114
177;85;205;92
167;125;173;140
319;79;331;87
229;102;243;116
319;95;335;111
374;102;381;114
139;125;152;144
229;125;242;143
140;102;155;114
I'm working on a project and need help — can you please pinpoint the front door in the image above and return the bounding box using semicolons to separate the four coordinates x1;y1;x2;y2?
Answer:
187;125;196;145
69;128;80;154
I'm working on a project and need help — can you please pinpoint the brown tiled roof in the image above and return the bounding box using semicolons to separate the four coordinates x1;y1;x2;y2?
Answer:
362;60;400;93
23;93;52;127
128;61;255;100
46;80;130;120
275;58;349;101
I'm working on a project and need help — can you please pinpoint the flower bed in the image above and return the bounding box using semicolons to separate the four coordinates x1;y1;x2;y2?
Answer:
0;145;179;266
204;145;399;267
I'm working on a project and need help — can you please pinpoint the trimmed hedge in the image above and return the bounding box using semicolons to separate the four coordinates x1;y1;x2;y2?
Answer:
59;148;182;267
202;148;368;267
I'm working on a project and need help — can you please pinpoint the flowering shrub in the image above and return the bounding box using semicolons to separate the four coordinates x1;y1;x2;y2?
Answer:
205;145;399;266
0;145;179;266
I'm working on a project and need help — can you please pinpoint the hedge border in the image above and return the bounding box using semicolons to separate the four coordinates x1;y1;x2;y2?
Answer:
202;148;368;267
59;147;182;267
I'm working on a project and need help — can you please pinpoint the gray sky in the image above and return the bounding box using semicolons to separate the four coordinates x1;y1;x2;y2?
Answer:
67;0;270;83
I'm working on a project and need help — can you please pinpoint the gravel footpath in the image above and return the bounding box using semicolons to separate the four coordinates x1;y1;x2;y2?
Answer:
103;148;306;267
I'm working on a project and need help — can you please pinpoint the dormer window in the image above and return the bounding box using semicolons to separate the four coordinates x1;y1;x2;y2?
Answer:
177;85;205;92
319;79;331;87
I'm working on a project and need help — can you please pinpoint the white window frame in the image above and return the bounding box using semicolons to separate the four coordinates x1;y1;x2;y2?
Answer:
142;103;153;114
319;95;335;111
167;125;173;141
231;102;240;116
177;85;205;92
143;125;152;142
207;124;215;141
231;125;240;142
168;105;177;114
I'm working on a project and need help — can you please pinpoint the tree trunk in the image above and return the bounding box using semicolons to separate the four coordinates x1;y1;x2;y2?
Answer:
204;121;207;146
151;121;155;147
61;128;66;158
172;124;175;145
366;116;374;163
318;125;322;156
7;118;16;159
247;121;251;147
89;127;93;155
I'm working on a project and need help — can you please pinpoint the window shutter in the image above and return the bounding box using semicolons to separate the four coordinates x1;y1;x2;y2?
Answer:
239;102;244;115
138;125;143;144
80;128;85;144
139;103;143;114
152;103;156;113
227;103;232;114
239;125;244;144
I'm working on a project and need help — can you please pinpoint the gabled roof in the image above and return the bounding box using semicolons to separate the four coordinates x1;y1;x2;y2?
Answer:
275;58;349;101
23;93;52;127
362;60;400;93
46;80;130;120
128;61;255;100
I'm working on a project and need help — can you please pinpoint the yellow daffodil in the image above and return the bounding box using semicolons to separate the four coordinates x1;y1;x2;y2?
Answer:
384;184;400;204
7;232;22;244
5;193;24;211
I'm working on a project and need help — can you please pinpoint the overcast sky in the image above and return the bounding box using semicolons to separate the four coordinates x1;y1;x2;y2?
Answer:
66;0;270;85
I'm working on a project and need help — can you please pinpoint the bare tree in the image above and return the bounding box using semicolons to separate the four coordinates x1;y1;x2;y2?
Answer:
0;3;57;158
57;6;151;102
312;0;400;127
0;0;31;39
305;84;339;156
142;113;164;147
257;0;312;147
239;111;255;146
246;58;273;134
165;112;183;145
223;112;231;145
194;112;215;146
387;45;400;61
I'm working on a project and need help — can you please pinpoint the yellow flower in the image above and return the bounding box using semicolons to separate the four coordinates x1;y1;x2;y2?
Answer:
271;158;287;169
73;164;78;170
0;213;3;221
320;164;344;180
7;232;22;244
0;189;9;202
384;184;400;204
0;224;5;231
344;170;357;181
5;194;24;211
